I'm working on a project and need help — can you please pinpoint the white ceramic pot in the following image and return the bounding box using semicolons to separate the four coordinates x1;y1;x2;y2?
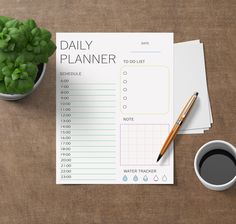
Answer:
0;63;46;101
194;140;236;191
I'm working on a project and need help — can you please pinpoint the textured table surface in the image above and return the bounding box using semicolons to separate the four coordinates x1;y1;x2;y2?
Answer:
0;0;235;223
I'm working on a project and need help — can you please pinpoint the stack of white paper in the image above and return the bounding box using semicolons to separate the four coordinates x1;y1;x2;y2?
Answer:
174;40;213;134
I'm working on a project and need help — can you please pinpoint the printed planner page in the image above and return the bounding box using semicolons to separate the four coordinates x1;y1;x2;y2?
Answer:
56;33;173;184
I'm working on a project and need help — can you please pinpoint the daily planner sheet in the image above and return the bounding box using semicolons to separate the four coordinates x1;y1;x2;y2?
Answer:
56;33;174;184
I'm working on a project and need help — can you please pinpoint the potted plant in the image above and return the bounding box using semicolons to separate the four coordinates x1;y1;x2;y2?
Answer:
0;16;56;100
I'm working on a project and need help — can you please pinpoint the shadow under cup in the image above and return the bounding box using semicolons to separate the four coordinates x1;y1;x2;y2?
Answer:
194;140;236;191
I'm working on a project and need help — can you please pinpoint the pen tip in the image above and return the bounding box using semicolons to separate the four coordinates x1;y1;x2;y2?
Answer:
195;92;199;96
157;154;162;162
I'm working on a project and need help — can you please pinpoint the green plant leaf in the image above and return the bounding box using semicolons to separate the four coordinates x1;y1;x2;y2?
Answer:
23;19;37;30
39;40;48;53
40;40;47;47
15;55;25;65
31;27;40;36
7;43;15;51
12;73;20;80
5;78;18;93
6;51;17;62
33;46;40;54
12;68;21;80
5;19;19;28
2;65;12;76
6;62;14;69
0;71;4;81
47;40;56;57
21;51;34;62
40;28;51;41
0;52;6;63
4;34;11;42
32;39;39;47
34;54;48;64
19;24;32;41
4;76;11;87
8;27;21;38
0;24;3;33
17;78;34;93
0;39;8;49
19;63;26;70
26;44;33;51
26;62;38;79
2;27;8;35
0;81;6;93
0;16;12;24
20;71;28;79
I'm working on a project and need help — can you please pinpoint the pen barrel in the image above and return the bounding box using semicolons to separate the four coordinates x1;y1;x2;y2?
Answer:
159;93;198;157
159;124;180;155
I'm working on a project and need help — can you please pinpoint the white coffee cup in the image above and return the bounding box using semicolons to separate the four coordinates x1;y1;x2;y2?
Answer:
194;140;236;191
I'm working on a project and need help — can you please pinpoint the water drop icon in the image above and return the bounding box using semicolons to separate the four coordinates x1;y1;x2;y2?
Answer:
162;175;167;182
133;175;138;182
123;175;128;182
153;175;159;181
143;175;148;182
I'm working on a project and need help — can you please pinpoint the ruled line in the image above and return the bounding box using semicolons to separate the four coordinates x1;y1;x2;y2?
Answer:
61;112;116;114
67;89;116;91
69;117;115;119
61;129;116;131
62;174;116;175
65;83;116;85
61;156;116;158
62;100;116;102
71;123;116;125
71;162;115;164
62;140;115;142
65;106;116;108
70;134;116;136
60;168;116;169
69;146;116;147
64;95;116;97
67;151;116;153
61;179;116;181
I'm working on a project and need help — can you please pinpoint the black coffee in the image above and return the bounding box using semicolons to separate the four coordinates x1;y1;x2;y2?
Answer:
199;149;236;185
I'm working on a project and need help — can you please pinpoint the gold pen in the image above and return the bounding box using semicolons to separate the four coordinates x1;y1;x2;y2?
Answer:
157;92;199;162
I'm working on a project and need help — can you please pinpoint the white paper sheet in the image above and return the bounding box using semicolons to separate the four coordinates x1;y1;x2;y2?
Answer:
174;41;212;133
56;33;174;184
177;40;213;125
